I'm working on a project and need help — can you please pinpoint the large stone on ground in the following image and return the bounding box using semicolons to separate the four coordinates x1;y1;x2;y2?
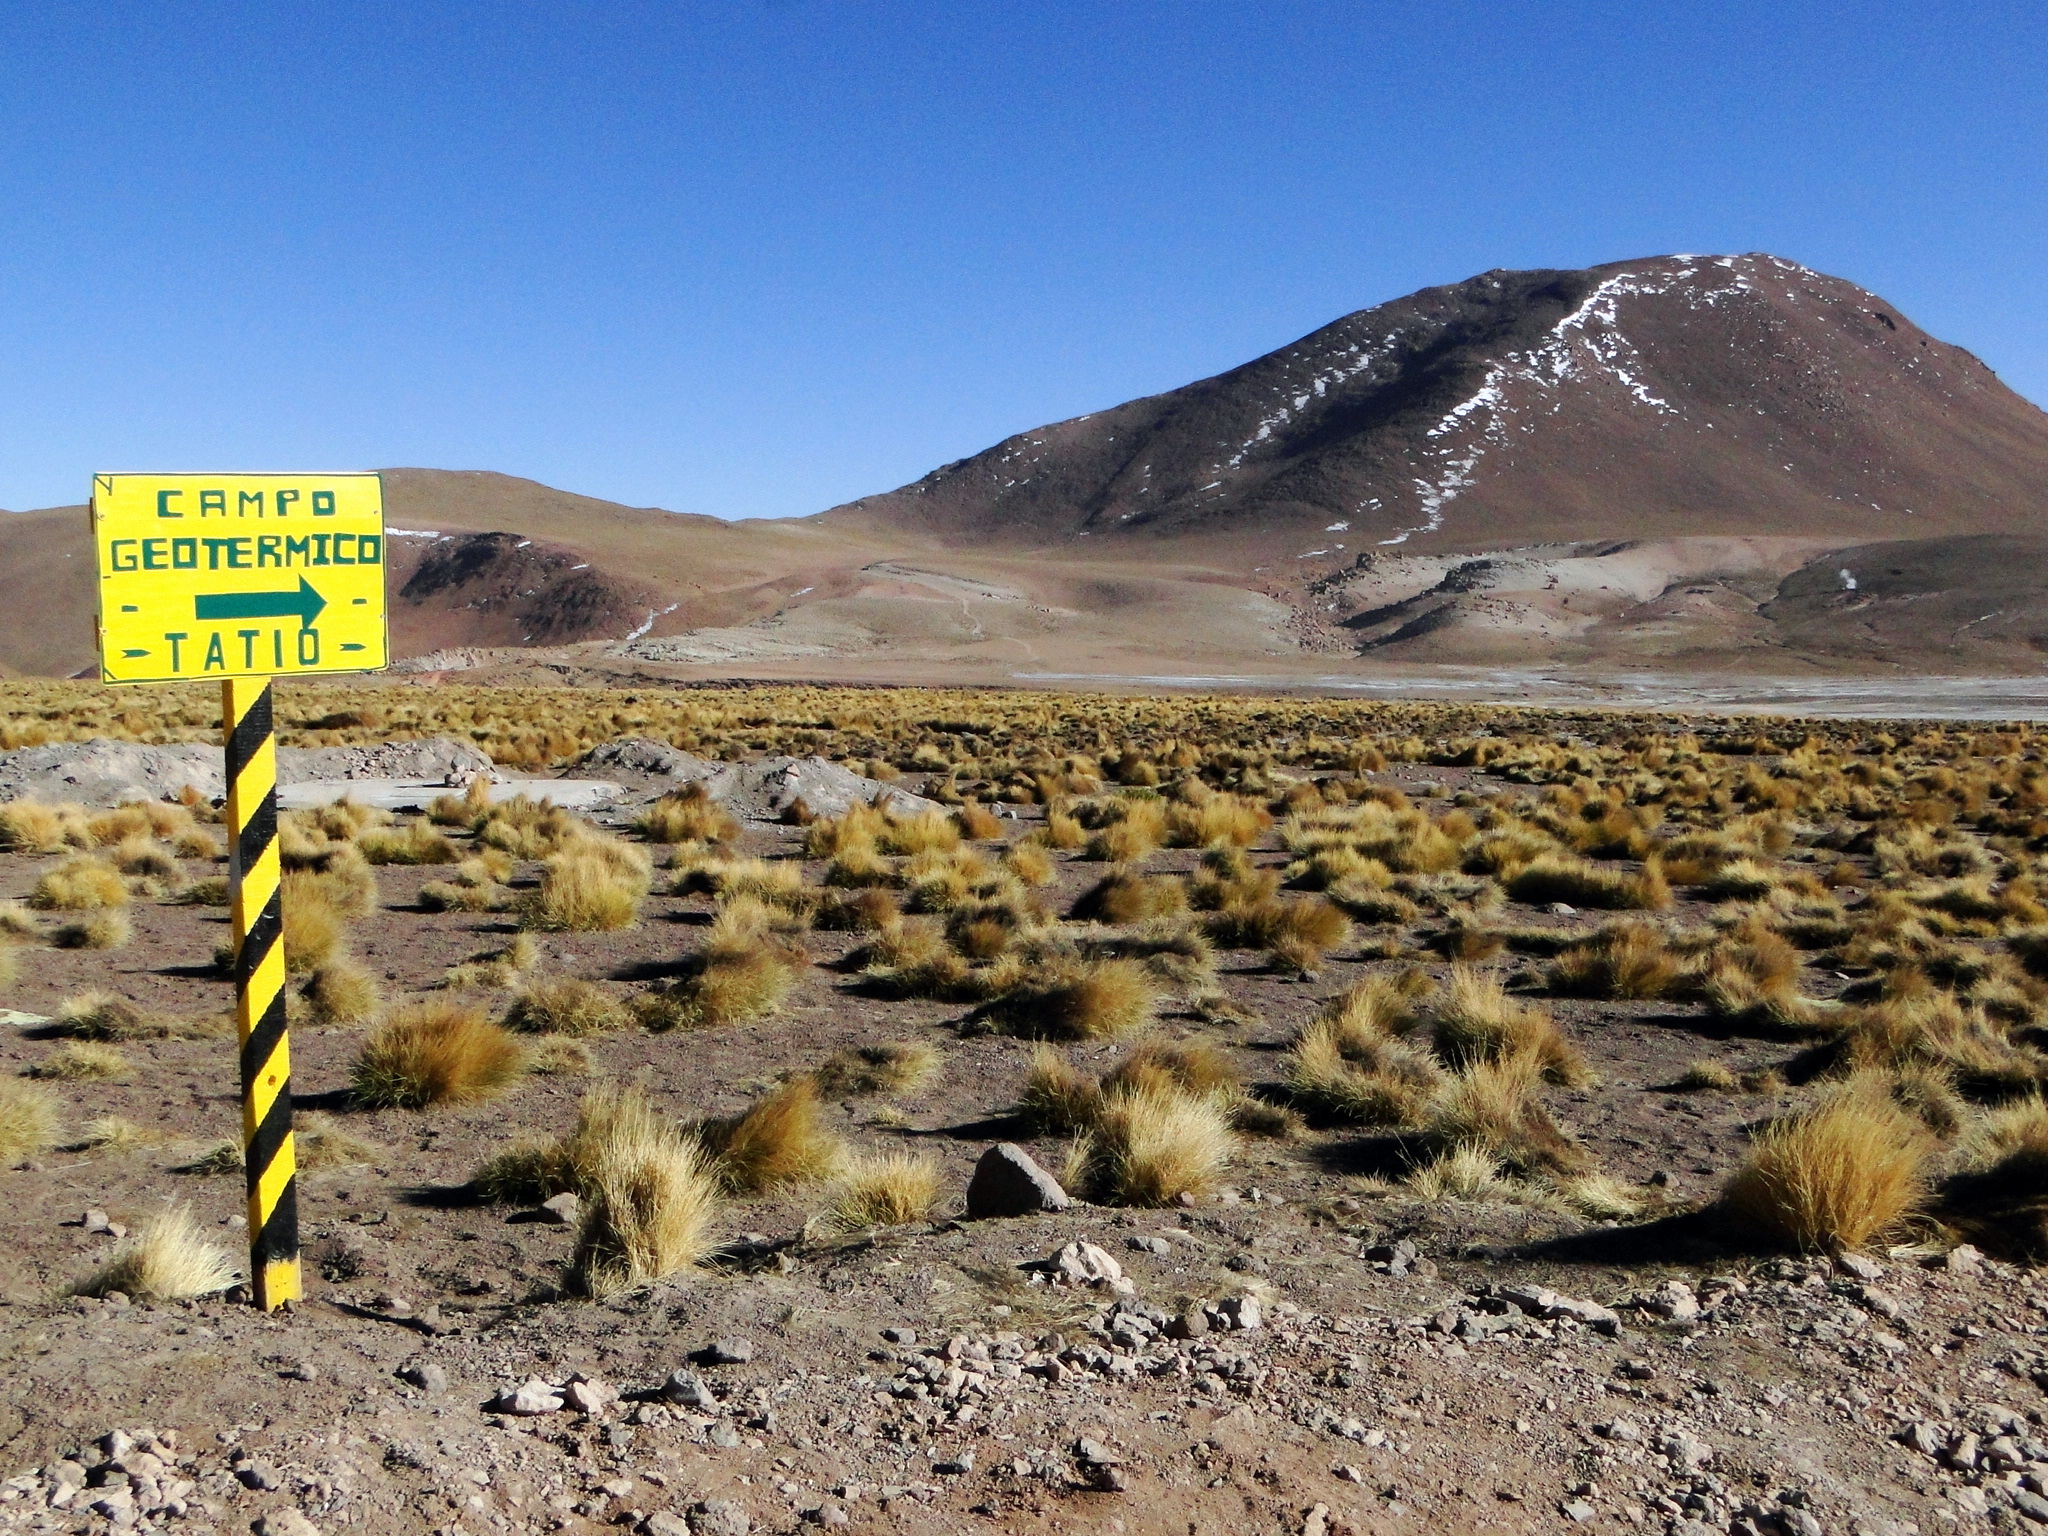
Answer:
966;1144;1070;1218
0;738;222;806
275;735;496;784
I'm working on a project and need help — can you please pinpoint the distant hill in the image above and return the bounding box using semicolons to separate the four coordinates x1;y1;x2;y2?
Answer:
821;254;2048;563
6;254;2047;689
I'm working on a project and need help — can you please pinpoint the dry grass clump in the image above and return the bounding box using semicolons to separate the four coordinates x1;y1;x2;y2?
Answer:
639;907;805;1030
986;956;1158;1040
698;1076;845;1193
473;1086;726;1297
355;820;459;866
296;1111;385;1169
1002;841;1057;887
1083;1085;1237;1206
1676;1058;1742;1092
828;1149;943;1228
30;856;129;911
1073;872;1188;925
299;959;382;1026
1503;854;1670;911
0;801;93;853
1721;1080;1933;1251
1165;794;1272;849
504;977;630;1036
53;991;230;1041
1424;1051;1589;1175
0;1079;58;1160
352;1001;528;1109
1203;891;1352;971
281;869;349;972
76;1116;159;1153
1018;1044;1105;1133
1286;976;1444;1126
954;802;1004;840
50;909;132;950
72;1205;235;1300
875;807;961;857
28;1041;131;1080
443;933;541;990
815;1040;942;1097
419;857;515;913
1546;921;1686;1000
1432;966;1589;1085
1700;922;1824;1027
637;785;742;844
1406;1143;1522;1203
522;840;652;932
815;886;901;932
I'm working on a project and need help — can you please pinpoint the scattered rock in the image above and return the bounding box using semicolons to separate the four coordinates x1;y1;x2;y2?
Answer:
688;1497;752;1536
1125;1233;1170;1255
1943;1243;1984;1274
1835;1251;1884;1281
399;1361;449;1395
564;1375;616;1416
236;1462;284;1491
1037;1240;1133;1293
494;1378;564;1415
663;1369;717;1408
881;1327;917;1346
1075;1438;1120;1467
705;1336;754;1365
643;1514;694;1536
252;1512;322;1536
934;1449;974;1475
707;1424;742;1449
967;1143;1070;1218
81;1208;124;1239
537;1192;581;1226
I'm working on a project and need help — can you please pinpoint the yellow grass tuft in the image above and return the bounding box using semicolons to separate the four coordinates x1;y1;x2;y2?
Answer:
1407;1143;1520;1203
1018;1043;1104;1133
0;801;91;853
0;1079;59;1160
50;909;132;950
815;1040;942;1097
637;785;742;844
356;820;460;866
301;960;382;1026
1721;1080;1933;1252
504;977;630;1036
30;856;129;911
988;956;1158;1041
73;1204;235;1299
522;844;650;932
1087;1084;1236;1206
1504;854;1670;911
281;869;348;972
296;1111;384;1169
1432;966;1589;1085
352;1001;528;1109
28;1041;131;1080
699;1076;845;1193
54;991;230;1041
1425;1051;1588;1174
829;1149;943;1228
1547;921;1685;999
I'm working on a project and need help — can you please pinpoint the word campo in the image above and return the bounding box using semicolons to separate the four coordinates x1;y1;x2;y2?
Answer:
152;486;340;518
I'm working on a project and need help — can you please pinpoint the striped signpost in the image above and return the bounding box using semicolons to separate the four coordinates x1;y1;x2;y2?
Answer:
90;474;387;1309
223;677;300;1308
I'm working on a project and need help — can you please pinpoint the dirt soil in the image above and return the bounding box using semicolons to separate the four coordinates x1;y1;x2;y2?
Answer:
3;763;2047;1536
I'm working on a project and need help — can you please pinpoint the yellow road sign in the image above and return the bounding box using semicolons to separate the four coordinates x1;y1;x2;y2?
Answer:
91;472;388;684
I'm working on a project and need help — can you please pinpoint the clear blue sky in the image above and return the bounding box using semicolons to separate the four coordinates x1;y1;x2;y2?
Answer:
2;2;2042;518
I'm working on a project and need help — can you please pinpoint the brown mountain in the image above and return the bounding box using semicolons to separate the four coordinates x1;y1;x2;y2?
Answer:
822;252;2048;561
5;252;2046;692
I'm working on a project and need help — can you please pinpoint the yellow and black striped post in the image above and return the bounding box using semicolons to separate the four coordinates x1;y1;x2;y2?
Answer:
223;677;300;1310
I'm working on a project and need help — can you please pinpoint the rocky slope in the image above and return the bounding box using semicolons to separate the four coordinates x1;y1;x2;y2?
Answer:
824;254;2048;564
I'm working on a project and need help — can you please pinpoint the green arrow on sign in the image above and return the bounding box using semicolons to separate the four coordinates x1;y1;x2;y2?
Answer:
194;577;327;627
